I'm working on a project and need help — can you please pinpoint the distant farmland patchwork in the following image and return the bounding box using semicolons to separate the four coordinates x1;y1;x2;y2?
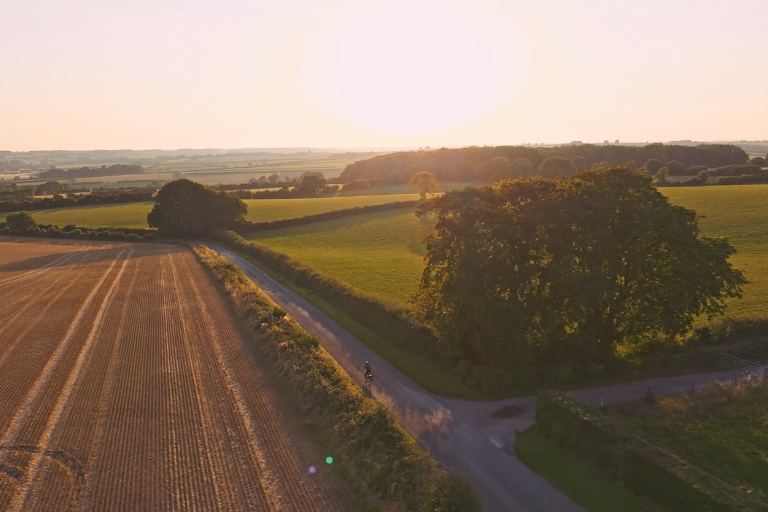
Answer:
0;240;357;511
249;185;768;319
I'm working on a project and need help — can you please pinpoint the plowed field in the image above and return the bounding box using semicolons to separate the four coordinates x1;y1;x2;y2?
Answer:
0;239;357;512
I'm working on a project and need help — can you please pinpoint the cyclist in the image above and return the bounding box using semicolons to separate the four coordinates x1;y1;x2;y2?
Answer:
363;361;372;381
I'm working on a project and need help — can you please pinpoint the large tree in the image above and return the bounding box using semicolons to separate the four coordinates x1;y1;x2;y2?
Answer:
147;179;247;235
409;171;437;199
412;167;745;373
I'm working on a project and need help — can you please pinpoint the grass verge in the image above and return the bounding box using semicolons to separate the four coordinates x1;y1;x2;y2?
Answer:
226;246;483;399
193;244;482;512
515;425;664;512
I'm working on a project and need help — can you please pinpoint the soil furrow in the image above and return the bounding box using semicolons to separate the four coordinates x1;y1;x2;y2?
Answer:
76;260;140;511
7;250;133;512
0;241;357;512
0;249;124;460
178;252;332;512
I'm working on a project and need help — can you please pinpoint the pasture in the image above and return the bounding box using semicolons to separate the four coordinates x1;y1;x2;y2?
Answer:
28;194;419;229
248;184;768;319
246;208;433;304
0;240;357;510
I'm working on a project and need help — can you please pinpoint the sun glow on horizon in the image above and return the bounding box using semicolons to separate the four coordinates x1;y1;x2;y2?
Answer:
297;3;532;137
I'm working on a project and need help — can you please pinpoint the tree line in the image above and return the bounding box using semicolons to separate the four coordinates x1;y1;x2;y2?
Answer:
339;143;751;184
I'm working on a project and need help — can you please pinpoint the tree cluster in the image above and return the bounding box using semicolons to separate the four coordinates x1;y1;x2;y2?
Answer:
412;167;745;385
147;179;247;235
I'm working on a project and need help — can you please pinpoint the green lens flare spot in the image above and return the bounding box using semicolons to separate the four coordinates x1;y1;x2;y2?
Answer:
326;456;333;464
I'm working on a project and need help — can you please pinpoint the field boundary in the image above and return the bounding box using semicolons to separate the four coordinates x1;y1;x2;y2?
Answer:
235;200;417;234
192;244;480;511
535;390;768;511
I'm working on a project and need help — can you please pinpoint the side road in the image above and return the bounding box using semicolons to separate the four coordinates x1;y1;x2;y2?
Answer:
203;242;584;512
204;242;765;512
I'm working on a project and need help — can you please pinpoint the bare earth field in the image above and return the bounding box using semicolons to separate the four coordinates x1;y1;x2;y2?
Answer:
0;239;357;511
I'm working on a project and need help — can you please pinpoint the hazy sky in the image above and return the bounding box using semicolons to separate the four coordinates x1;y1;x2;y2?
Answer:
1;0;767;150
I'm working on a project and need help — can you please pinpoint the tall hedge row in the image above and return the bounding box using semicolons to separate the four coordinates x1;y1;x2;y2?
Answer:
536;391;767;512
193;244;481;511
210;229;442;359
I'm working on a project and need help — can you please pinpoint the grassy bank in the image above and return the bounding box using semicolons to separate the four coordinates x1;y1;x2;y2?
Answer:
606;374;768;501
515;426;664;512
533;388;768;511
193;244;481;512
225;245;483;399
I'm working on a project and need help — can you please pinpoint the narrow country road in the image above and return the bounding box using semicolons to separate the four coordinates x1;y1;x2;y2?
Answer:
203;242;765;512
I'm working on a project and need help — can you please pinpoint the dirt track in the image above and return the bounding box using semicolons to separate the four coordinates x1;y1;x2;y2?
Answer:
0;239;357;511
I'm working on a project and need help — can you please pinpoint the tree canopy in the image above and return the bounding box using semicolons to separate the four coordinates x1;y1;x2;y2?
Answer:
537;157;577;179
147;179;247;236
4;211;37;231
412;167;745;380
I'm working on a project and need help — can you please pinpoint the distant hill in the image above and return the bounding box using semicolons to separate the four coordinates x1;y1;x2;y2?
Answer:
339;143;749;184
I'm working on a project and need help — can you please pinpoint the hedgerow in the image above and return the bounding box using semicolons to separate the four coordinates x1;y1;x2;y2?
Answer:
0;223;156;242
536;390;768;511
193;244;480;512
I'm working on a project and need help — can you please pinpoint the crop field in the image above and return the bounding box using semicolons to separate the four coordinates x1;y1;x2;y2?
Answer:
248;185;768;316
28;194;419;230
0;239;357;511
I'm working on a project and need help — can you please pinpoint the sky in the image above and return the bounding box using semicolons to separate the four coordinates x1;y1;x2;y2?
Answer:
1;0;767;151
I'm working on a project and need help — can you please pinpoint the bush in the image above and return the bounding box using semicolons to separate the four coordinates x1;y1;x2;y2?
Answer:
193;244;481;512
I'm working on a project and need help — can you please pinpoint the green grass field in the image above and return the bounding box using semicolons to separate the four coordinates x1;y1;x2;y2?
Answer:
662;185;768;319
246;208;433;304
515;426;664;512
26;194;419;230
244;194;418;222
249;185;768;318
31;202;154;229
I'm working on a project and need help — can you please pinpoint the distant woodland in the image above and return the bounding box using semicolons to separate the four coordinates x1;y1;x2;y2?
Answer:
340;143;752;184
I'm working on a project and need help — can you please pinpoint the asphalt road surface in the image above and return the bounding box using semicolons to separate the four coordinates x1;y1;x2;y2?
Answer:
203;242;764;512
